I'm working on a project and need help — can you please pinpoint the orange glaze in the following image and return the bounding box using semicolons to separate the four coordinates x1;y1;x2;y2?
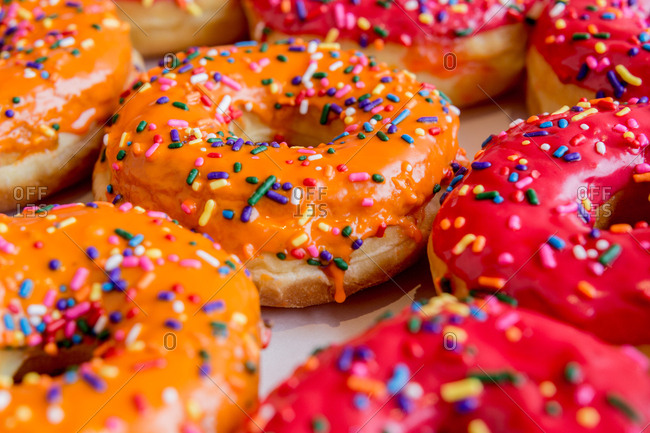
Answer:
0;0;133;162
94;41;460;302
0;202;261;432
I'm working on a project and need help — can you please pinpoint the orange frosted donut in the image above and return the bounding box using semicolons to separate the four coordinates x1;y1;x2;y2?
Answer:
114;0;248;57
242;0;532;107
92;41;461;307
0;202;261;432
0;0;136;211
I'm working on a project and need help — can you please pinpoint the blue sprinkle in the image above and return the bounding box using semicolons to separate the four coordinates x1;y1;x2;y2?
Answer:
401;134;414;144
222;210;234;220
481;135;493;148
19;279;34;298
558;118;569;128
538;121;553;128
392;109;410;125
128;234;144;247
508;172;519;182
386;93;400;102
548;235;566;250
553;145;569;158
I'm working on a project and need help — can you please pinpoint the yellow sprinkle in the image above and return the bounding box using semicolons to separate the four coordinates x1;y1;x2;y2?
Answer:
577;280;598;299
555;18;566;29
209;179;228;190
440;378;484;403
450;4;468;13
186;2;202;16
582;197;592;212
23;372;40;385
633;172;650;182
415;128;425;136
318;222;331;232
198;199;215;227
191;181;201;192
623;131;635;140
0;376;13;388
17;8;32;20
472;235;486;253
137;82;151;93
518;158;528;165
325;28;339;43
119;132;128;148
472;184;485;195
452;234;476;255
610;223;632;233
291;233;309;247
372;84;385;95
594;41;607;54
344;116;354;125
468;419;491;433
616;107;632;117
440;218;451;230
458;185;470;196
443;325;468;343
418;12;434;24
357;17;371;30
142;0;154;6
522;140;531;146
270;82;279;94
99;366;119;378
16;405;32;422
552;105;570;115
145;248;162;259
188;138;203;146
615;64;642;86
477;276;506;289
571;107;597;121
90;283;102;302
454;217;466;228
39;124;56;138
318;43;340;50
576;407;600;428
539;381;557;397
57;217;76;229
232;312;248;325
186;399;203;420
445;301;470;317
507;154;519;161
0;223;7;233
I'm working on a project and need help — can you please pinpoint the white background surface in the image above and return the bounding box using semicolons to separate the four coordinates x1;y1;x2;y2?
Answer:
29;84;529;397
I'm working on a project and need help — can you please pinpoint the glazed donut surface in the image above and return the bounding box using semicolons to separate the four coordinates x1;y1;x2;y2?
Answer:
429;97;650;345
93;41;460;307
243;295;650;432
0;202;261;433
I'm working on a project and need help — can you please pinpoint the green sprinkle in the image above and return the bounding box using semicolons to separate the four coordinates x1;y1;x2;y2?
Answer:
598;244;622;266
307;258;321;266
250;146;267;155
136;121;147;132
476;191;499;200
333;258;348;271
248;175;276;206
261;78;273;85
172;101;189;111
407;316;421;333
525;188;540;205
187;168;198;185
377;131;389;142
606;393;641;422
244;360;257;373
311;416;330;433
545;401;562;417
234;162;242;173
372;174;385;183
276;252;287;260
116;150;126;161
357;133;366;139
246;177;259;184
572;32;591;40
433;184;441;194
320;103;331;125
327;147;335;154
343;65;354;74
115;228;134;240
168;142;183;149
342;226;352;237
564;362;583;384
11;97;20;104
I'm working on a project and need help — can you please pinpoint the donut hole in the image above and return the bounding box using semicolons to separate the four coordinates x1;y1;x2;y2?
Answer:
1;345;94;383
229;105;348;148
594;182;650;229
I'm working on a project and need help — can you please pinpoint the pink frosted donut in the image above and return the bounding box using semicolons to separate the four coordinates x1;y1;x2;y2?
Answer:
429;97;650;345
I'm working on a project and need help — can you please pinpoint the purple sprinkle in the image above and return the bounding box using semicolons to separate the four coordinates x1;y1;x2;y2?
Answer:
207;171;229;180
241;205;253;222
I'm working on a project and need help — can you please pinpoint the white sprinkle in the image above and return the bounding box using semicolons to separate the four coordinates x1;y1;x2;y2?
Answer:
329;61;343;71
573;245;587;260
196;249;220;267
550;1;566;17
134;245;145;256
596;239;609;250
580;123;589;130
105;254;123;271
307;154;323;161
299;99;309;115
162;387;179;404
509;118;524;128
190;72;209;84
24;69;36;78
125;323;142;346
0;390;11;411
58;36;75;47
290;187;303;205
587;249;599;259
596;141;606;155
47;406;64;424
217;94;231;114
93;315;108;334
307;41;318;53
173;300;185;314
27;304;47;316
244;102;253;112
540;143;551;151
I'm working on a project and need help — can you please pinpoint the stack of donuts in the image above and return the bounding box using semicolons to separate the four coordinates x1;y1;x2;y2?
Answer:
1;0;649;431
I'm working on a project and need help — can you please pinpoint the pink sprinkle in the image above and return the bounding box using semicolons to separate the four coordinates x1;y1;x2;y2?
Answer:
65;301;90;320
221;75;242;91
555;203;578;213
638;133;649;146
111;163;120;171
114;329;125;342
70;267;89;291
122;256;139;267
118;202;132;212
335;85;352;98
361;198;374;207
156;258;165;266
613;124;627;133
160;84;171;91
195;157;204;167
514;176;533;189
320;78;329;87
43;289;56;307
0;236;16;254
26;334;42;347
349;172;370;182
507;215;521;231
140;256;155;272
181;203;192;214
370;106;383;115
108;235;119;245
539;244;557;269
145;143;160;158
168;254;179;262
627;118;639;129
352;64;363;75
297;149;317;154
334;2;345;27
497;252;514;265
179;259;201;268
575;384;595;405
147;211;167;219
168;119;189;127
344;124;359;133
589;262;604;276
495;311;520;331
596;57;610;72
585;56;597;69
332;228;341;235
64;321;76;338
622;345;650;370
306;88;316;97
148;123;157;130
307;245;319;258
635;163;650;174
355;81;365;89
158;77;176;86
